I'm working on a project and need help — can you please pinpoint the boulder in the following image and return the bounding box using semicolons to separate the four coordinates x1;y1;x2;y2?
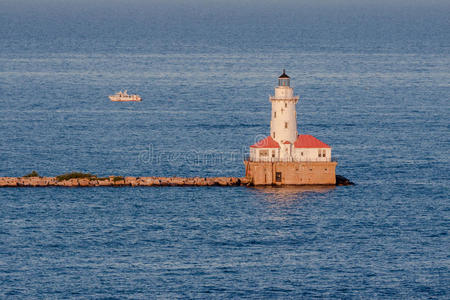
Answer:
112;179;125;186
19;177;31;186
60;178;78;187
193;177;204;186
78;178;90;187
184;178;195;185
336;175;355;186
27;177;42;187
157;177;167;186
239;177;250;185
97;179;111;186
215;177;228;186
136;177;146;186
125;177;138;186
0;177;18;187
202;178;212;186
137;177;153;186
170;177;186;186
42;177;57;186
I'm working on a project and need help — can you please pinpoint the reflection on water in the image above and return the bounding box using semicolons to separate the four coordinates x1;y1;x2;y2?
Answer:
249;186;337;222
251;185;336;202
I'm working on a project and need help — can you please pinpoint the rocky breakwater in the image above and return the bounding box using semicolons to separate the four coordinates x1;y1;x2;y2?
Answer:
0;176;250;187
0;172;354;188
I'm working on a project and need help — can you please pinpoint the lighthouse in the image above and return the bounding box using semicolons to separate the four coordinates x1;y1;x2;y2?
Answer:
245;70;337;185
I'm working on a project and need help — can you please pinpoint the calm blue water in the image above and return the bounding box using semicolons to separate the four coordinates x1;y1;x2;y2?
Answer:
1;1;449;298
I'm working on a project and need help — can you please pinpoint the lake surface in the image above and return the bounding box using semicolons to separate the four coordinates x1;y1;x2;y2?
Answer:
0;1;449;298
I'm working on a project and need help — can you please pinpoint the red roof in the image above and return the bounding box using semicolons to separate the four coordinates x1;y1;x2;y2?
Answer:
294;134;331;148
250;136;280;148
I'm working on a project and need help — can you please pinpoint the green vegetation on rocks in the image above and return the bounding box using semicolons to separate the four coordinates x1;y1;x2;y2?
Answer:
113;176;124;182
56;172;96;181
23;171;40;177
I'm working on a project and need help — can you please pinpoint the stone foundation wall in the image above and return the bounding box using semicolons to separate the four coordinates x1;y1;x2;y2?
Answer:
244;161;337;185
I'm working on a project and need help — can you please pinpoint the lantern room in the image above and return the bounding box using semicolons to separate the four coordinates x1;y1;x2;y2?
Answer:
278;69;290;86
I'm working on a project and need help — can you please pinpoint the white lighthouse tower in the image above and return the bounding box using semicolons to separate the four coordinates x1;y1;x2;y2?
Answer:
270;69;299;160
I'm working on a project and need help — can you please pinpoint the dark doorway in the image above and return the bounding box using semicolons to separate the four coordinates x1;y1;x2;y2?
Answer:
275;172;282;182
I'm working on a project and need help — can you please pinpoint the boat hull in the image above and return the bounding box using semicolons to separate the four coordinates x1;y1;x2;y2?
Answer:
109;96;142;102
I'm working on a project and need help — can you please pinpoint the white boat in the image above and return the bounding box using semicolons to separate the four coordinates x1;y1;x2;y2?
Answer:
109;90;142;102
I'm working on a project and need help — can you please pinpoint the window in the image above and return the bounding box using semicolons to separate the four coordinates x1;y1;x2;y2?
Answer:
275;172;282;182
272;150;275;158
285;102;287;108
274;111;276;118
318;149;321;157
285;122;288;129
260;150;268;157
323;150;326;157
273;132;275;138
301;152;303;156
279;79;290;86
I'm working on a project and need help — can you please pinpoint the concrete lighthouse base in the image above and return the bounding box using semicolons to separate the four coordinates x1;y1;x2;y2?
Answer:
244;161;337;186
